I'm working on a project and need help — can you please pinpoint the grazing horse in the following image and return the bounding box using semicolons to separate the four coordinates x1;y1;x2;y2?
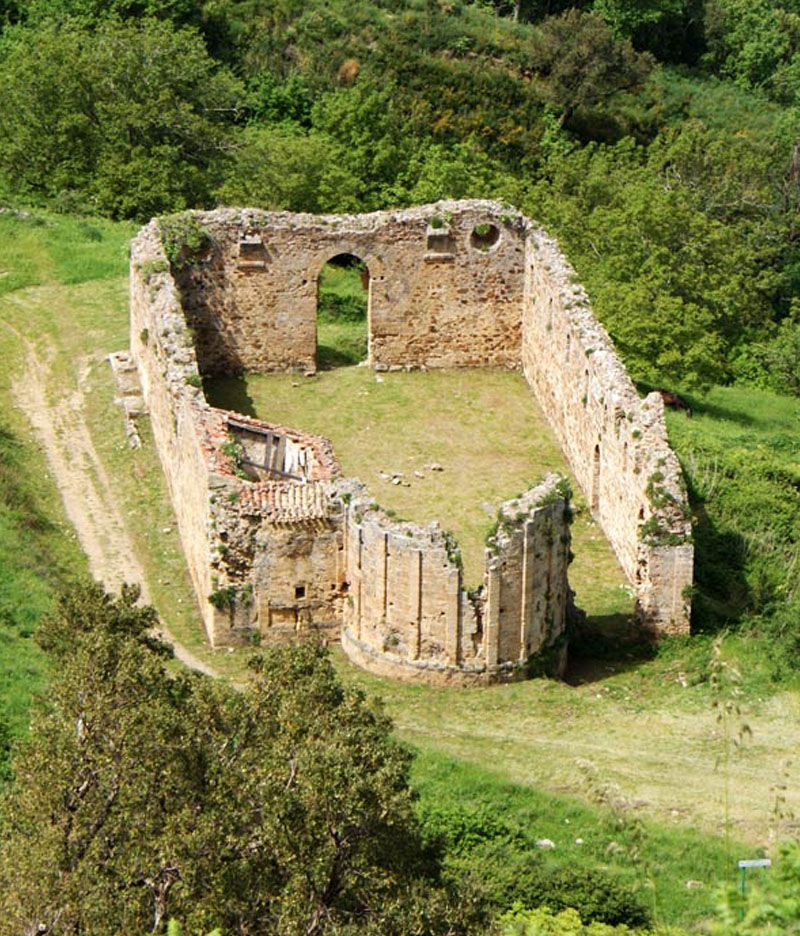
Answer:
657;389;692;417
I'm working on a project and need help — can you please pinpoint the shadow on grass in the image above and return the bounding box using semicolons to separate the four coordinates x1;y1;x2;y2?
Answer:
201;376;257;418
317;344;363;370
688;496;751;633
636;381;756;427
565;611;656;685
690;398;758;426
0;424;57;535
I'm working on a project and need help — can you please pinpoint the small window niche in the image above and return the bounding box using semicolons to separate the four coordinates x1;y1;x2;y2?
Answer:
470;222;501;252
294;584;307;600
424;217;455;261
238;235;269;270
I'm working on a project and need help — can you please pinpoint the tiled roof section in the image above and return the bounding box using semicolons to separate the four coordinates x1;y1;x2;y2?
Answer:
236;481;332;522
198;405;340;481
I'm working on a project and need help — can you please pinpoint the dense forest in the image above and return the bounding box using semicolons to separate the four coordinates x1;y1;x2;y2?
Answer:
4;1;800;933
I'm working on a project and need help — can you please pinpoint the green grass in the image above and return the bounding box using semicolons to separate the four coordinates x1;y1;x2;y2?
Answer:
665;385;800;641
0;211;131;297
334;638;799;847
0;419;81;738
317;260;368;368
408;750;738;929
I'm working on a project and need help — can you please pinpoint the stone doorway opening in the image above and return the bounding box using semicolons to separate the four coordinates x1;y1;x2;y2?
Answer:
316;253;369;370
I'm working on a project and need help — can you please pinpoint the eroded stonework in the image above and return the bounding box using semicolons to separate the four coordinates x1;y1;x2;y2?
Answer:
130;200;692;684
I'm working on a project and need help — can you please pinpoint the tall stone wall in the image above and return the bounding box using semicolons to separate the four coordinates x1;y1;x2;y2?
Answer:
173;201;525;375
129;225;218;637
486;484;571;667
521;230;693;634
130;223;345;647
340;476;571;685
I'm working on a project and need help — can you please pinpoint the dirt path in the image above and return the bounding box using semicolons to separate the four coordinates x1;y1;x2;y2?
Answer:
9;330;218;678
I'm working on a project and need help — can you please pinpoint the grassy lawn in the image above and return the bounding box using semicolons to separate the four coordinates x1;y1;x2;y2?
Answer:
210;259;632;617
334;635;799;842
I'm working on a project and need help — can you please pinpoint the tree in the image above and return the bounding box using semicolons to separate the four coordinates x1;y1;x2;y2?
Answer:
592;0;685;40
0;18;243;218
529;137;773;389
0;581;474;936
703;0;789;89
21;0;202;28
402;142;506;205
527;10;653;129
217;126;363;213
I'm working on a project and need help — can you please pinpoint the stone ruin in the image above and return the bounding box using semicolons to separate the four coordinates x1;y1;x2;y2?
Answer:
129;200;693;684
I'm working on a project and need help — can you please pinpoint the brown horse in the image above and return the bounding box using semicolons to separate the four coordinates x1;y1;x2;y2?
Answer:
657;389;692;417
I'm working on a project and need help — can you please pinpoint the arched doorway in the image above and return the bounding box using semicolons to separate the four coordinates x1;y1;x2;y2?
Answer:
316;253;369;369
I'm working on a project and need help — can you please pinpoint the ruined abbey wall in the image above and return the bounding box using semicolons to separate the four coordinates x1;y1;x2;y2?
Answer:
129;229;218;636
522;231;693;634
131;225;344;647
339;476;570;684
130;199;693;680
174;203;524;375
131;213;572;680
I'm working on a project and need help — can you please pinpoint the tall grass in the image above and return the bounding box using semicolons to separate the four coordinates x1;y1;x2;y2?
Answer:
0;418;85;737
0;211;133;297
410;749;736;929
666;386;800;658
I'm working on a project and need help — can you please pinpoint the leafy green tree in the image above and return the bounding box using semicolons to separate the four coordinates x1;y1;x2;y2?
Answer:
592;0;685;40
0;0;21;29
310;81;418;211
468;0;586;25
527;10;654;129
703;0;793;89
0;18;243;218
0;581;474;936
21;0;202;27
762;311;800;395
246;71;315;128
499;904;684;934
529;137;772;388
401;142;506;204
218;126;362;212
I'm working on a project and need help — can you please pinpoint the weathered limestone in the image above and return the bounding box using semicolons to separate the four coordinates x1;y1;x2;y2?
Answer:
340;476;571;684
171;202;524;375
129;199;693;682
522;230;693;634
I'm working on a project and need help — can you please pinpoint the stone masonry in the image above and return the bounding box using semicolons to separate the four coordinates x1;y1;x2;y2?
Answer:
129;199;693;684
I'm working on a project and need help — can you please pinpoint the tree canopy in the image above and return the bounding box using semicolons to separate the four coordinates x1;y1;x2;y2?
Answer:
0;582;475;936
0;18;242;218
